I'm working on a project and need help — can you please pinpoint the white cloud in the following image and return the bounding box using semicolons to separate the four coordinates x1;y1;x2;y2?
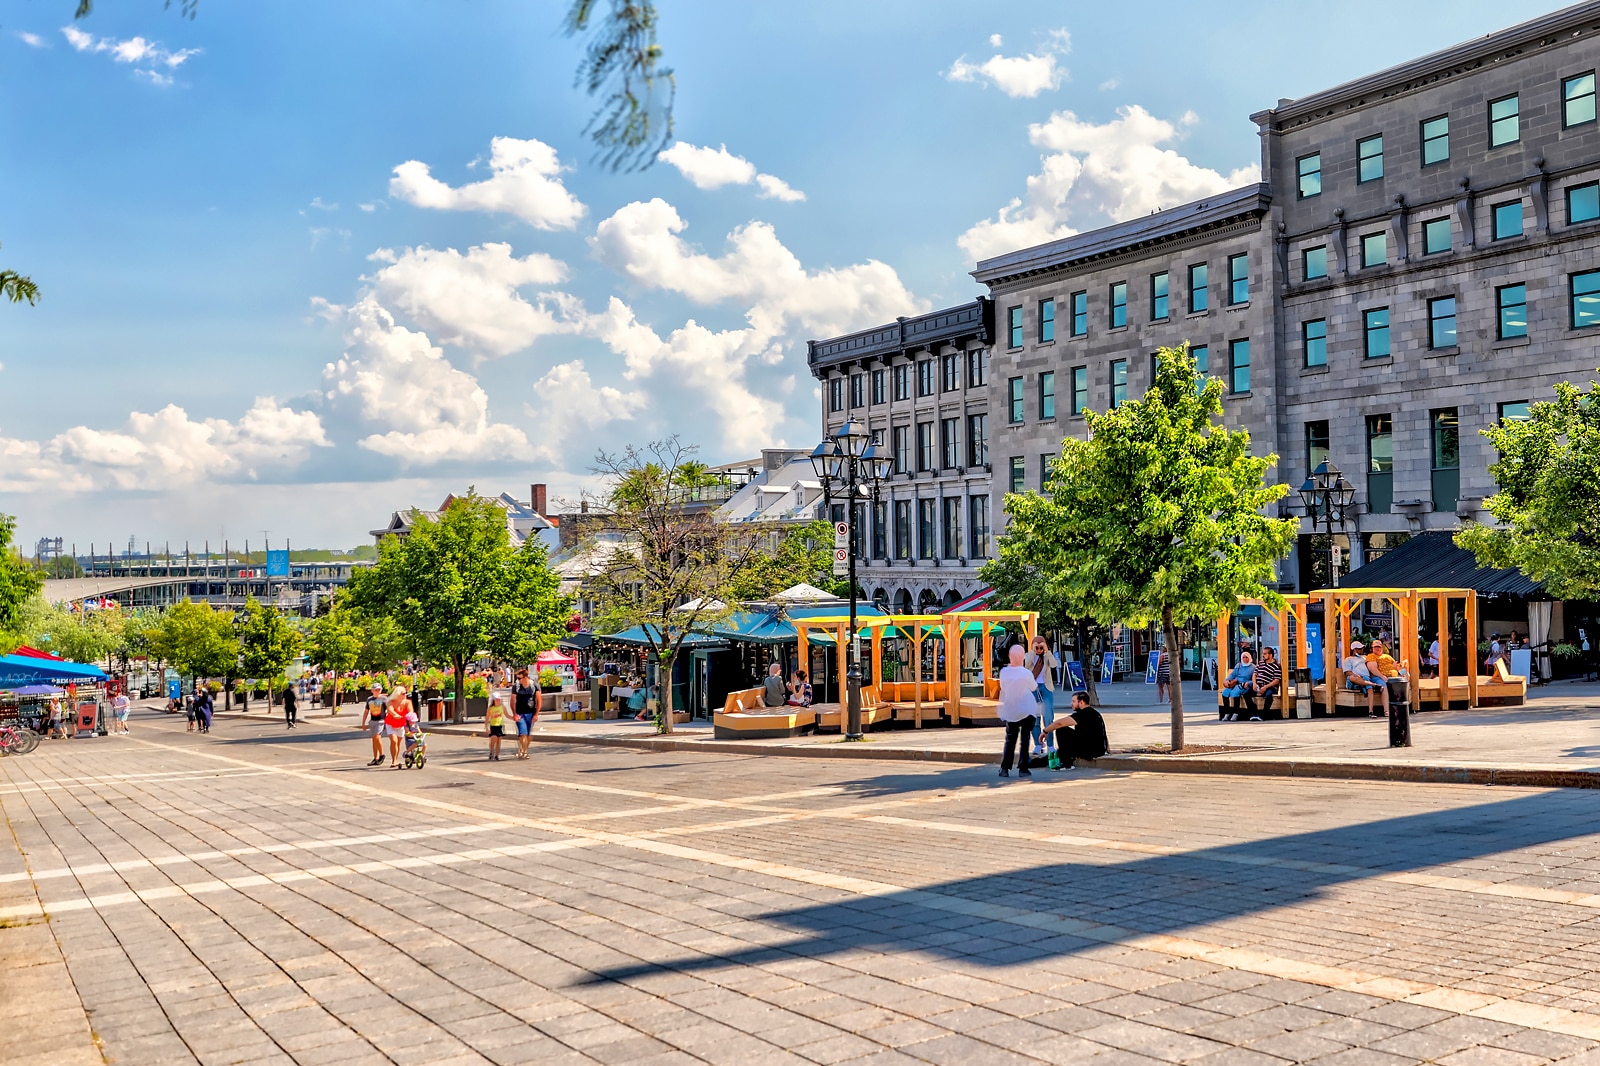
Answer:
591;198;919;339
946;29;1069;98
367;242;581;357
959;104;1260;261
657;141;806;202
17;31;44;48
60;25;199;84
309;196;338;211
321;296;532;465
525;361;647;464
1099;78;1120;92
988;33;1004;47
358;201;384;213
389;136;586;230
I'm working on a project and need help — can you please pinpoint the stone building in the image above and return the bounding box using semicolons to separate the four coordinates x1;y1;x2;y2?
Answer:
977;2;1600;592
806;299;995;612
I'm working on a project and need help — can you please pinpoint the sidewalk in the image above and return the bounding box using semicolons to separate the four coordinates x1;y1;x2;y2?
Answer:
200;677;1600;789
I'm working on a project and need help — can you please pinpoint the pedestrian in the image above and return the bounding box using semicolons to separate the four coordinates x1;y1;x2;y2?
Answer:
1154;646;1172;704
360;683;386;766
512;668;538;760
1026;635;1061;761
996;644;1038;779
111;690;131;734
50;699;65;739
1038;691;1110;769
384;689;411;768
484;695;508;760
282;681;298;729
184;691;196;733
762;663;787;707
196;687;213;733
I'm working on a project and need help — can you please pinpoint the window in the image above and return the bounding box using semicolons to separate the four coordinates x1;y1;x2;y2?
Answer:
1110;282;1128;328
1188;263;1208;312
941;498;962;560
1007;377;1024;424
1367;414;1393;515
892;363;910;402
1361;231;1387;268
916;359;934;397
967;349;987;388
1500;401;1531;423
1149;271;1170;320
1229;339;1250;393
1070;291;1088;336
1007;305;1023;348
969;496;990;559
1297;153;1322;199
1564;71;1596;128
850;373;864;408
871;501;887;560
1492;200;1524;240
1228;254;1249;304
1363;308;1390;359
1305;420;1330;479
1573;270;1600;329
894;500;911;559
1039;454;1053;492
1303;318;1327;368
1039;371;1056;420
1569;182;1600;224
1191;344;1209;388
916;422;934;472
967;414;988;468
1009;456;1026;494
1422;217;1451;255
1110;359;1128;408
1303;246;1328;281
870;369;886;405
917;499;936;559
1497;284;1527;340
1429;296;1457;350
890;425;910;474
1039;298;1055;343
828;377;843;412
1071;366;1088;415
1489;94;1520;147
940;417;959;469
1431;408;1459;513
942;353;960;392
1421;114;1449;166
1358;134;1383;182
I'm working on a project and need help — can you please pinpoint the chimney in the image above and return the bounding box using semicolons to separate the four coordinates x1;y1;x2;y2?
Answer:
530;483;547;518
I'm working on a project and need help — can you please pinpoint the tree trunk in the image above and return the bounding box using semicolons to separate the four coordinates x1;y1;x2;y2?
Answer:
452;654;466;724
658;650;674;734
1077;620;1099;705
1163;604;1184;751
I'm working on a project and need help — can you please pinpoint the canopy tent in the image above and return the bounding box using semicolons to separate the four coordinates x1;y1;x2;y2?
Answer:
771;583;837;604
9;645;64;661
535;649;577;667
0;653;108;689
942;587;997;613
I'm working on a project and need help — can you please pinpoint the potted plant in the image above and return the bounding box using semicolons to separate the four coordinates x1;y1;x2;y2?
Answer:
538;668;564;693
464;676;491;717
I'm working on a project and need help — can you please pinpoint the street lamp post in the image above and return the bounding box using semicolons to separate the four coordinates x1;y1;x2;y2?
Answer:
1298;460;1356;588
811;420;891;741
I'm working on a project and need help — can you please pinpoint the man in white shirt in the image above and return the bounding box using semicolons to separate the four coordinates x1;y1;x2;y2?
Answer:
996;644;1039;779
1342;640;1386;717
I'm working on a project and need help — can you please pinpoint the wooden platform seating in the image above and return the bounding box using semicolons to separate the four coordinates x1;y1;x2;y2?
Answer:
714;686;817;739
877;681;950;728
1477;659;1528;705
815;690;890;732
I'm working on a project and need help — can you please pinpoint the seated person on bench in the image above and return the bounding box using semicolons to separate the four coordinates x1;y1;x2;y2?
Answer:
1342;641;1388;718
785;669;812;707
1221;652;1257;712
1365;640;1408;706
1252;647;1282;713
1037;691;1109;768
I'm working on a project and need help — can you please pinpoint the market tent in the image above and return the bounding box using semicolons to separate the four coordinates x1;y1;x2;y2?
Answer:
772;583;836;604
0;653;108;688
9;645;64;661
597;625;726;649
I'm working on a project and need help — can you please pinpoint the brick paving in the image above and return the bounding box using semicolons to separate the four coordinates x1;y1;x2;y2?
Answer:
7;707;1600;1063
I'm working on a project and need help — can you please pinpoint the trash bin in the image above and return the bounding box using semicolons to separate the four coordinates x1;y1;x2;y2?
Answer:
1386;677;1411;747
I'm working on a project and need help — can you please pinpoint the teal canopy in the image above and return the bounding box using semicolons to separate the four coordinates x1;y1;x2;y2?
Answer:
0;654;108;689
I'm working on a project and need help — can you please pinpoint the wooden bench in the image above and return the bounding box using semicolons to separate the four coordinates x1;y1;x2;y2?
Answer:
877;681;950;728
815;691;890;732
954;696;1002;727
714;686;817;739
1478;659;1529;706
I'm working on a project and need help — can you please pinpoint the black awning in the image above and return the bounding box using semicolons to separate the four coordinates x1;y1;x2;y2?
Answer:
1340;531;1543;597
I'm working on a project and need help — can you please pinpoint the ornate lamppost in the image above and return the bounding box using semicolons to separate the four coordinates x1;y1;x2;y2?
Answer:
810;420;892;740
1298;460;1356;588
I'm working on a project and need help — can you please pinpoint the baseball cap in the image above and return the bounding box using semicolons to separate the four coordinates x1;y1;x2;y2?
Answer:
1350;641;1364;650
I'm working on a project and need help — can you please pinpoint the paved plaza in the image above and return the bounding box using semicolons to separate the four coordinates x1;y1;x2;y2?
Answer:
8;708;1600;1064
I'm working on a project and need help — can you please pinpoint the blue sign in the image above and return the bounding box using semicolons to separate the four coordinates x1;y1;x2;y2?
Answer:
1144;652;1160;684
266;550;290;578
1065;660;1087;693
1101;653;1116;685
167;679;181;700
1306;622;1324;682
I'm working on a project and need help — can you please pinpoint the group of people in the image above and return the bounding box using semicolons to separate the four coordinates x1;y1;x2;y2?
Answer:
762;664;812;708
1219;647;1284;715
481;669;542;760
357;683;425;768
1343;639;1409;717
996;636;1108;777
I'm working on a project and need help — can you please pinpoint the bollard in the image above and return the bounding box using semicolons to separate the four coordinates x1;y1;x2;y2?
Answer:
1387;679;1411;747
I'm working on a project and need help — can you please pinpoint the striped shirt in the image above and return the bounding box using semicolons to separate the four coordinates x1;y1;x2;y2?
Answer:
1254;659;1282;690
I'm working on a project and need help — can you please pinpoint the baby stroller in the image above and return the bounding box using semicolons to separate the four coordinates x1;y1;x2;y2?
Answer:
402;725;427;769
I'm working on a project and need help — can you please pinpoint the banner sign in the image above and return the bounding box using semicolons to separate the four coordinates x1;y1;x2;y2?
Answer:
266;549;291;578
1065;660;1087;693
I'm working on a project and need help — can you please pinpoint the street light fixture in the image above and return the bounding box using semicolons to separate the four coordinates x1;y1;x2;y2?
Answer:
812;421;893;740
1299;460;1356;588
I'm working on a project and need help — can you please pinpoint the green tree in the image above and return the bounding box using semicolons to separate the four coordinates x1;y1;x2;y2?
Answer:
1456;375;1600;599
151;599;239;687
726;520;847;601
1;249;39;306
307;602;362;713
350;492;570;722
352;611;409;672
237;597;303;698
999;344;1297;750
9;595;123;664
0;515;43;644
979;547;1109;706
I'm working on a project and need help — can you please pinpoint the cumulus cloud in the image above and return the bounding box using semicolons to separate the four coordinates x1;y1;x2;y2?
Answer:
525;361;648;464
959;104;1260;261
946;29;1069;98
60;25;199;85
321;296;533;465
389;136;586;230
657;141;806;201
17;31;45;48
367;242;581;357
591;198;920;339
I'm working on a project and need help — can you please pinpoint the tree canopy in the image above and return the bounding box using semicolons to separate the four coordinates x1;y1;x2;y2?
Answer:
1456;375;1600;600
152;600;239;681
237;597;303;683
0;515;42;642
998;344;1296;749
725;520;846;602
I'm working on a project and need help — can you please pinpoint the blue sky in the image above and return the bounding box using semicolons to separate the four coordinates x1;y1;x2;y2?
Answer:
0;0;1562;552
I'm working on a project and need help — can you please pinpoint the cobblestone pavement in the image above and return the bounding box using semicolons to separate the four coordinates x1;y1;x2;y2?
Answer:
7;709;1600;1064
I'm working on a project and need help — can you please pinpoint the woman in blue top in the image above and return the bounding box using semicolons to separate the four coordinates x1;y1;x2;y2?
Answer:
1221;651;1257;713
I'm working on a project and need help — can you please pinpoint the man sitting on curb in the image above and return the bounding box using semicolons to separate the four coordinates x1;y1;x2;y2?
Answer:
1037;691;1109;770
1342;640;1387;718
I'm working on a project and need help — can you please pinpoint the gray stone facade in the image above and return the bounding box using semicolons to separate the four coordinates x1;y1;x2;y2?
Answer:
807;300;995;612
975;2;1600;591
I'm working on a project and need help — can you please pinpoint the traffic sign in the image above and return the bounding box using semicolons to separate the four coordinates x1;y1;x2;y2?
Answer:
831;547;850;576
833;521;849;548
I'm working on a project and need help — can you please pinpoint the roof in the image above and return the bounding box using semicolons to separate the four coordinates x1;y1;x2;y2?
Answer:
1341;532;1544;598
0;653;108;688
807;298;993;373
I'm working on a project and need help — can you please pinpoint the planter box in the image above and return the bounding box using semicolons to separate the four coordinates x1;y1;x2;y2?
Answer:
464;696;489;717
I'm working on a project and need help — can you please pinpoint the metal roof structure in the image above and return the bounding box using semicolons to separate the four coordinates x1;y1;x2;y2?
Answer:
1341;532;1544;598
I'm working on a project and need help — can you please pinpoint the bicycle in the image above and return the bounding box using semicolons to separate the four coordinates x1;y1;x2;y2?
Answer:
0;724;40;755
